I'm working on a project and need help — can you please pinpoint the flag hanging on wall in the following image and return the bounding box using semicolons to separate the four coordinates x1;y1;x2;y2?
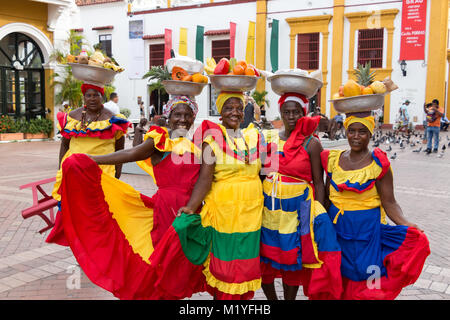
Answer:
164;28;172;64
179;27;188;56
245;21;256;65
270;19;279;72
196;25;204;62
230;22;236;58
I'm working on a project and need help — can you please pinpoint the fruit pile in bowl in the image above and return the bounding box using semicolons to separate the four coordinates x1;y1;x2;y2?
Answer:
66;50;124;73
330;62;398;113
205;57;260;76
165;56;208;84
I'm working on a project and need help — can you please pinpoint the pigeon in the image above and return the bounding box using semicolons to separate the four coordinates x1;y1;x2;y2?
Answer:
386;145;392;152
443;144;447;151
399;141;405;149
410;142;416;148
413;147;422;153
390;153;397;160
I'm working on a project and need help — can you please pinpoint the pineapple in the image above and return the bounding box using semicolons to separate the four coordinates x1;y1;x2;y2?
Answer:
354;62;376;87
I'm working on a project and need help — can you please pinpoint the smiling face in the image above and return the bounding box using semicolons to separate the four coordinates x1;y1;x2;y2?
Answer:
280;101;304;132
84;89;103;112
346;122;371;152
220;97;244;130
167;103;195;131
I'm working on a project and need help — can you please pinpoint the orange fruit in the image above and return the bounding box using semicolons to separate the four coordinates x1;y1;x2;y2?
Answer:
233;65;245;75
237;60;248;70
181;74;193;82
338;86;344;97
244;67;256;76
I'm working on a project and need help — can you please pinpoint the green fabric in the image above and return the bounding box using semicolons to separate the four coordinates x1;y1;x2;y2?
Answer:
173;213;211;265
270;19;279;72
211;229;261;262
195;25;204;63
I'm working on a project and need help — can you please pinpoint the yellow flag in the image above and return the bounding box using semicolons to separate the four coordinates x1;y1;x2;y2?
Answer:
179;27;188;56
245;21;256;65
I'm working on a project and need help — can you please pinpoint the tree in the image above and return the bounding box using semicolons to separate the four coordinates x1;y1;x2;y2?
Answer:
252;90;270;108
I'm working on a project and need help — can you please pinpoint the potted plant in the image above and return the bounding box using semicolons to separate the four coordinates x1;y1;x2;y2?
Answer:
0;115;24;141
24;118;53;139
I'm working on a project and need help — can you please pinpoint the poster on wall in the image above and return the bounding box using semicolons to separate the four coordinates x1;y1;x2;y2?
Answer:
399;0;427;60
128;20;145;79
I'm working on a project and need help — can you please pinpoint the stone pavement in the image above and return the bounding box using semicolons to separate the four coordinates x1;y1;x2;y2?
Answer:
0;132;449;300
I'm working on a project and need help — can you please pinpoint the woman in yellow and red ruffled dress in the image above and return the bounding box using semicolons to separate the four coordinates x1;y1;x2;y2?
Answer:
52;95;204;300
321;115;430;300
151;91;264;300
46;83;130;246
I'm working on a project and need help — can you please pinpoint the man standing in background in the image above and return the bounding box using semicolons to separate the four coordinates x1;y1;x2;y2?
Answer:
104;92;120;115
424;99;444;154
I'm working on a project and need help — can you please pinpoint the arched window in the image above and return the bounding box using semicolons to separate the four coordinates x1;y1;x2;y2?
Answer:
0;32;45;119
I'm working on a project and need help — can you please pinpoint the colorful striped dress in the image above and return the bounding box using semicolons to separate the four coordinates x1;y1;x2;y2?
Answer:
54;126;201;299
321;148;430;299
150;120;264;300
259;116;342;299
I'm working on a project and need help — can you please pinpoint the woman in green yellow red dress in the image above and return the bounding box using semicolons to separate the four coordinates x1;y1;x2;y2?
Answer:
151;91;264;300
321;114;430;299
259;93;342;300
46;83;130;246
53;95;204;299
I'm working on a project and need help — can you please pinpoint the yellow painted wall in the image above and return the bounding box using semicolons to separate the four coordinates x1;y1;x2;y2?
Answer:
425;0;448;114
1;0;54;134
330;0;345;118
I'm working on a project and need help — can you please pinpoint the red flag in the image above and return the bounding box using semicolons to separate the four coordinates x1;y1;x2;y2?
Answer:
164;28;172;64
399;0;427;60
229;22;236;58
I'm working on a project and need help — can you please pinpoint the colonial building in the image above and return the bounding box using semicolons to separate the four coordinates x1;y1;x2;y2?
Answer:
0;0;74;131
9;0;448;128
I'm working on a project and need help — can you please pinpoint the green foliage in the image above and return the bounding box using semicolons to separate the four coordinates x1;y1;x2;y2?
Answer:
104;84;116;102
23;118;53;135
50;67;84;109
354;61;376;87
143;66;171;81
251;90;270;108
120;108;131;119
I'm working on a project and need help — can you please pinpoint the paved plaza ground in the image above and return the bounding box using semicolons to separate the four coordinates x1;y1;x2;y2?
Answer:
0;131;449;300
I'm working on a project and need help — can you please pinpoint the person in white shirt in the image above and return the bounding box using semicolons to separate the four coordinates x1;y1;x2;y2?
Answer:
103;92;120;115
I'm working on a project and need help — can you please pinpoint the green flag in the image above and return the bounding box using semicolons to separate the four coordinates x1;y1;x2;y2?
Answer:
270;19;279;72
196;25;204;62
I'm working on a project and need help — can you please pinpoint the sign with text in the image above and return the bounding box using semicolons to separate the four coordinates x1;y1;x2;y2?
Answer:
399;0;427;60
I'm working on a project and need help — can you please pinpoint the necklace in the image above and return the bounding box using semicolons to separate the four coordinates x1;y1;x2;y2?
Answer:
230;130;250;164
81;106;102;130
347;149;371;165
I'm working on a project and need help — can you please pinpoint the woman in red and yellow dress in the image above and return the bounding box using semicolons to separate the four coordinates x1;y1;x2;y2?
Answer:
321;114;430;299
46;83;130;246
259;93;342;300
150;92;264;300
54;95;203;299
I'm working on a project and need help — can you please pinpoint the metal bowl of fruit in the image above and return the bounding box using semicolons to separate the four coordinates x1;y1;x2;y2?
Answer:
268;73;323;98
162;80;208;96
329;94;386;113
68;63;116;85
208;75;259;92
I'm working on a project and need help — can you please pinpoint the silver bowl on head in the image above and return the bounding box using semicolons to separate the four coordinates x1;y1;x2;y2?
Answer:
208;75;259;92
268;74;323;98
162;80;208;96
329;94;385;113
68;63;116;86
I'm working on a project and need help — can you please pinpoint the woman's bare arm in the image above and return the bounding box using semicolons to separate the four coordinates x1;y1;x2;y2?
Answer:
92;138;155;165
307;137;325;205
58;137;70;169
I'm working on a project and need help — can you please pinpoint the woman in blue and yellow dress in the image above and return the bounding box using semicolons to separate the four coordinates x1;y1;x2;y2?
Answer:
321;114;430;300
259;93;342;300
46;83;130;246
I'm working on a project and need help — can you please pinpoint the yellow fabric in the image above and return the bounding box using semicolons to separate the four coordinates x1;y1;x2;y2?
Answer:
63;113;128;140
215;92;245;114
202;256;262;295
327;149;387;224
343;115;375;135
136;127;201;185
52;129;120;201
100;172;154;262
199;124;264;293
179;27;188;56
245;21;256;65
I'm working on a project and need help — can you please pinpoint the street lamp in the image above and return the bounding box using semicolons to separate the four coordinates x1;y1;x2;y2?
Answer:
400;60;407;77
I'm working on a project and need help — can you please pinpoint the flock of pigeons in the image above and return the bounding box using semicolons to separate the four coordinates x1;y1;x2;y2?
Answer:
371;130;450;160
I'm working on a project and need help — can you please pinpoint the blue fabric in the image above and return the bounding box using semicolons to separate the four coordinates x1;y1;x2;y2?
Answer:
328;203;407;282
260;256;303;271
313;212;341;252
426;126;440;151
263;188;309;212
261;227;299;252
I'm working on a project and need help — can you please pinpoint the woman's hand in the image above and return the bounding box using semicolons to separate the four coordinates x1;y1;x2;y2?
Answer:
403;221;423;233
177;206;195;217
